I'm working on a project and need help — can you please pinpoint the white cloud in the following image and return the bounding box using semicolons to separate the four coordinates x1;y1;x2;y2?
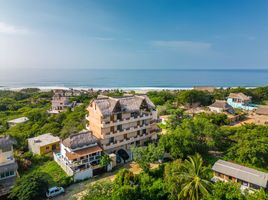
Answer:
0;22;30;35
151;40;212;53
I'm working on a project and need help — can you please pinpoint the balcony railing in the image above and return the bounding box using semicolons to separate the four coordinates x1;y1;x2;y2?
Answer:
103;132;153;150
101;113;153;127
104;124;151;138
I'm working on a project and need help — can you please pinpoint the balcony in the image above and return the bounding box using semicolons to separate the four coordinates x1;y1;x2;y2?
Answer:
103;132;153;150
104;123;151;138
101;113;153;128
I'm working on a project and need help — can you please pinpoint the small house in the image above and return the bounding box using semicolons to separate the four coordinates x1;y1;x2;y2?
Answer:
54;130;103;181
212;160;268;191
28;133;60;155
227;93;256;110
208;100;235;114
8;117;29;127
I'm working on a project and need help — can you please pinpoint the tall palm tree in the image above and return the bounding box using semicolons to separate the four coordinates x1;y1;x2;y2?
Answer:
178;154;212;200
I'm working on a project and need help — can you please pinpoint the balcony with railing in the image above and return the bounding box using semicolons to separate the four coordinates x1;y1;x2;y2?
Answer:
104;123;150;138
103;132;153;150
101;113;153;128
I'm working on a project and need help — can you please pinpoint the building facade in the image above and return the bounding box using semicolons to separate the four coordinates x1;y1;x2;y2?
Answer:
86;95;160;161
227;93;256;110
54;130;102;181
28;133;60;155
208;100;235;114
0;135;18;197
212;160;268;191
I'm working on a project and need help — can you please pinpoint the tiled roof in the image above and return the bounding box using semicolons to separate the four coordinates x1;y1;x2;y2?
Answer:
212;160;268;188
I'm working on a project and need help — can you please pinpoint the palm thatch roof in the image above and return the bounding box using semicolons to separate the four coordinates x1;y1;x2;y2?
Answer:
91;95;155;116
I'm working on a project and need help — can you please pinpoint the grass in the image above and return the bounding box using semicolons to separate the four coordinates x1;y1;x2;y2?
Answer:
25;160;69;186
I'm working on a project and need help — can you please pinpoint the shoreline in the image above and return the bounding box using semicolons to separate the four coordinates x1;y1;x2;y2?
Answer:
0;86;258;93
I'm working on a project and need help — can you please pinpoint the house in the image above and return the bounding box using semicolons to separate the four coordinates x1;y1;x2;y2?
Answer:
227;93;256;110
28;133;60;155
49;91;76;113
7;117;29;127
86;94;160;162
208;100;235;114
0;135;18;197
212;160;268;191
256;105;268;116
54;130;103;181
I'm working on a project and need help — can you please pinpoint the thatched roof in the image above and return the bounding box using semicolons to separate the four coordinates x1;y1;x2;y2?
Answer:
92;95;155;116
209;100;234;111
62;130;98;149
256;106;268;115
0;135;16;150
212;160;268;188
228;93;251;101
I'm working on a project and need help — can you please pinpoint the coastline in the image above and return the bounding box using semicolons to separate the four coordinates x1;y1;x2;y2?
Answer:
0;86;258;93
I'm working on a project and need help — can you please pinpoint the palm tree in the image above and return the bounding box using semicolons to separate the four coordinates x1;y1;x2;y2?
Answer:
178;154;212;200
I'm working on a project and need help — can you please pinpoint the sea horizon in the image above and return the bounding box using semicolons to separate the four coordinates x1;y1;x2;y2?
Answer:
1;69;268;89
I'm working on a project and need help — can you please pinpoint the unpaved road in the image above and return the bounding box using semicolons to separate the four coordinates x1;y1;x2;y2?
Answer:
53;162;158;200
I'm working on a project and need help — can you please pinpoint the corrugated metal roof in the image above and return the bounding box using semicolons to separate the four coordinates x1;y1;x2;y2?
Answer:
212;160;268;188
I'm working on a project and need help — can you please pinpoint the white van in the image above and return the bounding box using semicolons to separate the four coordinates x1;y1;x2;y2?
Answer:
46;186;64;198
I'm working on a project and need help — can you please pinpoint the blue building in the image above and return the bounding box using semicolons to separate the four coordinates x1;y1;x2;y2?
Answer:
227;93;257;110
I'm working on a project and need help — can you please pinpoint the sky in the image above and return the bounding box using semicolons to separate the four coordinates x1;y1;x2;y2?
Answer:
0;0;268;70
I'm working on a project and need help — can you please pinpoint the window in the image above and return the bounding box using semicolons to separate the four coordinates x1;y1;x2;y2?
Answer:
1;146;12;152
117;125;122;131
143;129;146;134
46;146;50;150
117;113;122;120
109;137;114;144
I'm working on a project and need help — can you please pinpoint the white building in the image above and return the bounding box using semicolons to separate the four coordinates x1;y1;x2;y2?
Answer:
54;130;103;181
8;117;29;127
0;135;18;196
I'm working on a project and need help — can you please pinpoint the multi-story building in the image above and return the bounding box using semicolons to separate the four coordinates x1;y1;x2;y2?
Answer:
0;135;18;197
49;90;76;113
54;130;102;181
86;95;160;161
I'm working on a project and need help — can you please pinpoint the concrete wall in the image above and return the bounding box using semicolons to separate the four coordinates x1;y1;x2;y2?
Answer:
74;168;93;181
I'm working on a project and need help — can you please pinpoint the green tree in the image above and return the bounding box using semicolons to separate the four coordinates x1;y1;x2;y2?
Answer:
208;181;244;200
9;172;49;200
246;189;268;200
100;154;112;169
178;154;212;200
81;181;113;200
226;125;268;168
132;144;164;173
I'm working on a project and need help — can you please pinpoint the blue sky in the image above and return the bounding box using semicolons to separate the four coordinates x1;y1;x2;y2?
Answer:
0;0;268;69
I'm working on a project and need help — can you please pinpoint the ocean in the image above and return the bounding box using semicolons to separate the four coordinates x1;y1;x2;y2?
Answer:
1;69;268;90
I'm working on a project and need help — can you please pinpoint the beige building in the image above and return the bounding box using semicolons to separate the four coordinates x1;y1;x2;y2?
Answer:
87;95;160;161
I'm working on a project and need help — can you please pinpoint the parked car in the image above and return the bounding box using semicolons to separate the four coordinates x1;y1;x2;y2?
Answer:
46;186;64;198
158;157;173;163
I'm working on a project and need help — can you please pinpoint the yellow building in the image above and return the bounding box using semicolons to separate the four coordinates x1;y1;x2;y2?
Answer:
28;133;60;155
